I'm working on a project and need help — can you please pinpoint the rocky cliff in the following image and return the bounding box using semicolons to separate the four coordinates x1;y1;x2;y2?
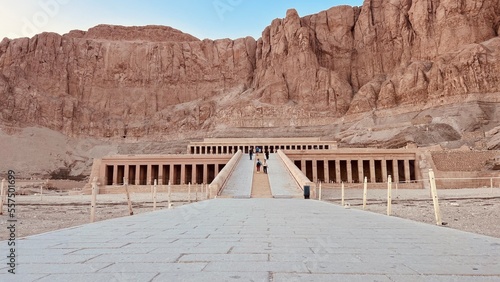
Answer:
1;0;500;178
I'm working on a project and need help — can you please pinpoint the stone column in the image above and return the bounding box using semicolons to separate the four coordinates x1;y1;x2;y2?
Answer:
369;159;376;183
347;160;353;183
404;159;411;183
147;164;152;185
381;159;387;183
301;160;306;175
312;160;318;183
124;165;130;185
335;159;341;183
192;164;197;184
169;165;174;185
393;160;399;184
134;165;141;185
158;165;163;185
358;160;364;184
112;164;118;185
180;164;186;184
324;159;329;183
203;163;208;184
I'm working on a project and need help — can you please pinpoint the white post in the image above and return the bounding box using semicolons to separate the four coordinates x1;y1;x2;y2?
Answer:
153;179;157;210
150;182;154;202
429;169;443;225
363;176;368;210
196;183;199;202
318;182;322;201
168;180;172;209
387;175;392;216
341;182;345;207
90;177;98;223
125;177;134;215
0;179;5;215
188;182;191;203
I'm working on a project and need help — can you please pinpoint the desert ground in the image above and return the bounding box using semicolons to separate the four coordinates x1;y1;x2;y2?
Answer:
1;181;499;241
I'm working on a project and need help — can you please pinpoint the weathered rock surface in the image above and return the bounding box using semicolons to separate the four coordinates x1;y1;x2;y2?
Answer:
1;0;500;178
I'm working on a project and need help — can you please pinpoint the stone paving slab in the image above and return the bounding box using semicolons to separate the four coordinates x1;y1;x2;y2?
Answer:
1;198;500;281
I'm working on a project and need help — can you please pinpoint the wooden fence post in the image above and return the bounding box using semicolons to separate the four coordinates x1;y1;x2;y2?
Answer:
90;177;98;223
387;175;392;216
195;183;199;202
429;169;443;225
124;177;134;215
168;180;172;209
341;182;345;206
153;179;157;210
363;177;368;210
318;182;322;201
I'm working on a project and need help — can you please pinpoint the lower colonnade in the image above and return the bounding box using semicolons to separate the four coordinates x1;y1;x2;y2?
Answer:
93;138;421;192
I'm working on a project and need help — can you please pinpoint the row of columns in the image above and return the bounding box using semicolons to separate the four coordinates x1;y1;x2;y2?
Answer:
105;163;224;186
297;158;415;184
189;144;332;154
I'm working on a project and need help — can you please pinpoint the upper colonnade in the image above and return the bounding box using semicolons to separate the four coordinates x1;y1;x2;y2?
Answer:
188;137;338;154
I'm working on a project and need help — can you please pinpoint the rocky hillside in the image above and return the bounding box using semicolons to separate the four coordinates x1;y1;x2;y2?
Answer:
1;0;500;178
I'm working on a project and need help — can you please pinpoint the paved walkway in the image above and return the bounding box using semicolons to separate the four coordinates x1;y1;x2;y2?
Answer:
219;154;253;198
2;199;499;281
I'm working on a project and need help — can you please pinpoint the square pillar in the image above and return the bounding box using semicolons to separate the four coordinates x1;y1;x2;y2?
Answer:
358;160;364;184
112;165;118;185
369;159;376;183
381;159;387;183
312;160;318;183
169;164;174;185
132;165;139;185
301;160;306;175
392;160;399;184
404;159;411;183
324;159;329;183
203;163;208;184
158;165;163;185
192;164;197;184
347;160;353;183
335;159;341;183
180;164;186;184
124;165;130;185
147;164;152;185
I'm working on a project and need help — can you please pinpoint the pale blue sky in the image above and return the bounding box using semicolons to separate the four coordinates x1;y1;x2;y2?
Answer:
0;0;363;40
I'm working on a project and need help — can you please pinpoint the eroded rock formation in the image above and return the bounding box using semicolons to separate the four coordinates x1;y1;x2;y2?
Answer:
0;0;499;147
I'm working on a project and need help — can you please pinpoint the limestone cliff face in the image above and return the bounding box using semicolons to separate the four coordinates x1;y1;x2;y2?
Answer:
0;26;256;138
1;0;500;141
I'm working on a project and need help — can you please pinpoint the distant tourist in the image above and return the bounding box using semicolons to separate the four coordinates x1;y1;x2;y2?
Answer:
265;150;269;160
256;159;262;173
263;159;268;174
249;148;253;160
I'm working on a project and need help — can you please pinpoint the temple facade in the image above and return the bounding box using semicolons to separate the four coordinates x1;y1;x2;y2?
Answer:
92;138;421;192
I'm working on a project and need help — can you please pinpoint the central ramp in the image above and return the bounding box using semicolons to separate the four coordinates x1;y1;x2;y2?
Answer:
221;153;303;198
